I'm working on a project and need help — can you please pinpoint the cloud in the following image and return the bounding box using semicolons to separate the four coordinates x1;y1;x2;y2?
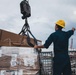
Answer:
0;0;76;49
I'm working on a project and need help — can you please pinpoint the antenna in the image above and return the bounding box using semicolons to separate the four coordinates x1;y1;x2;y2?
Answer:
70;38;73;49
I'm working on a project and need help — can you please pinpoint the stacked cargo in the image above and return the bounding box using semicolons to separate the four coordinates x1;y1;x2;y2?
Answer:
0;29;41;75
0;56;11;69
0;29;40;47
0;47;40;75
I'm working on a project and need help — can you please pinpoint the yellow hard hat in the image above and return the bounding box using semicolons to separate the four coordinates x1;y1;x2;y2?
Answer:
56;20;65;28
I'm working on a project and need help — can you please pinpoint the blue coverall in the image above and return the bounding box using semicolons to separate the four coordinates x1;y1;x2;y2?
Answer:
44;30;74;75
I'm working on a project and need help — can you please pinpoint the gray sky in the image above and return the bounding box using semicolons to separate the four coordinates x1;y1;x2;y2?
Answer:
0;0;76;51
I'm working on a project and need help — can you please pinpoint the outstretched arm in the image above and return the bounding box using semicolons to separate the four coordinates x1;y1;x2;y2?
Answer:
72;27;76;31
67;27;75;38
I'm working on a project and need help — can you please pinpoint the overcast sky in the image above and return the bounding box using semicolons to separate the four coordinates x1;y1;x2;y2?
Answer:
0;0;76;51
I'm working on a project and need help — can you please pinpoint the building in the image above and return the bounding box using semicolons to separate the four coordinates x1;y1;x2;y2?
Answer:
69;49;76;75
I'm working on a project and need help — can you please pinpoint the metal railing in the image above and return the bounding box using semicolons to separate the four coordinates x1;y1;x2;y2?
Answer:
40;52;53;75
40;51;76;75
